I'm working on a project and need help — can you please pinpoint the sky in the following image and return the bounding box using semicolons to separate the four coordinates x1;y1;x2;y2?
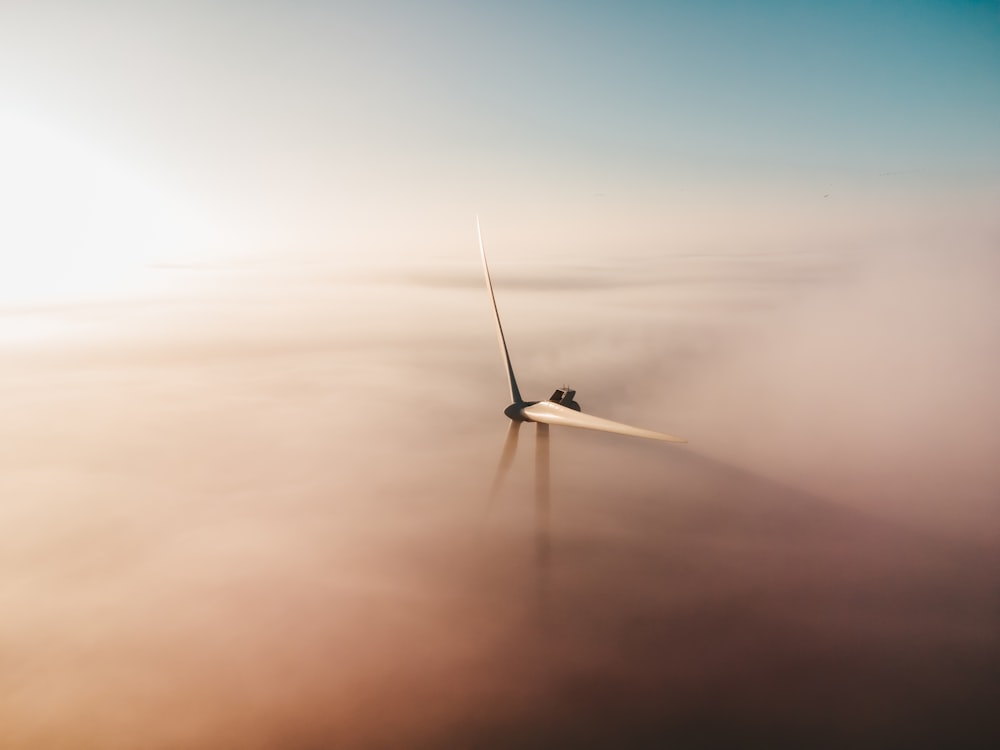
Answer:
1;2;999;748
1;0;997;276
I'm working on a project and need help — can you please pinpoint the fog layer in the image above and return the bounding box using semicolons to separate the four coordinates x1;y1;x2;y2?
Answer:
2;237;998;748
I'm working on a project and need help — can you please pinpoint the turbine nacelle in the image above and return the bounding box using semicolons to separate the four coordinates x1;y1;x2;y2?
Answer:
548;387;581;412
504;387;581;422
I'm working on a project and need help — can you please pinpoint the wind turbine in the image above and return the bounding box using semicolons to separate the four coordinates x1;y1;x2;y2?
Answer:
478;217;686;515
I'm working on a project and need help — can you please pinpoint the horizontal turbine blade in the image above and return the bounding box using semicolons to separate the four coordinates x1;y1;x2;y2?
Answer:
521;401;686;443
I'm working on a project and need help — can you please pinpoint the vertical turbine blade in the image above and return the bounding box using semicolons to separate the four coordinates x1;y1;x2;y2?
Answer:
477;216;523;404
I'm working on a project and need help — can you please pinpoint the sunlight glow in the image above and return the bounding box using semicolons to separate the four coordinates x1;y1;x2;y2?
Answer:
0;111;194;306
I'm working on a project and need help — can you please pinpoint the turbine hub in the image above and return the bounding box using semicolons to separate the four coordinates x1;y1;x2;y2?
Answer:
504;402;532;421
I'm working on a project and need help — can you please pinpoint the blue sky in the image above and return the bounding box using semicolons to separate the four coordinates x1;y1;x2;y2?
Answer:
1;1;997;265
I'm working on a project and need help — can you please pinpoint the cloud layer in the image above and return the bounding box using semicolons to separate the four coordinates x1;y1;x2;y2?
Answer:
2;237;998;748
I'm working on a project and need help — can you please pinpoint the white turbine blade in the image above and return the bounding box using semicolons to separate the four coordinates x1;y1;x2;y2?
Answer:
521;401;687;443
477;216;523;404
